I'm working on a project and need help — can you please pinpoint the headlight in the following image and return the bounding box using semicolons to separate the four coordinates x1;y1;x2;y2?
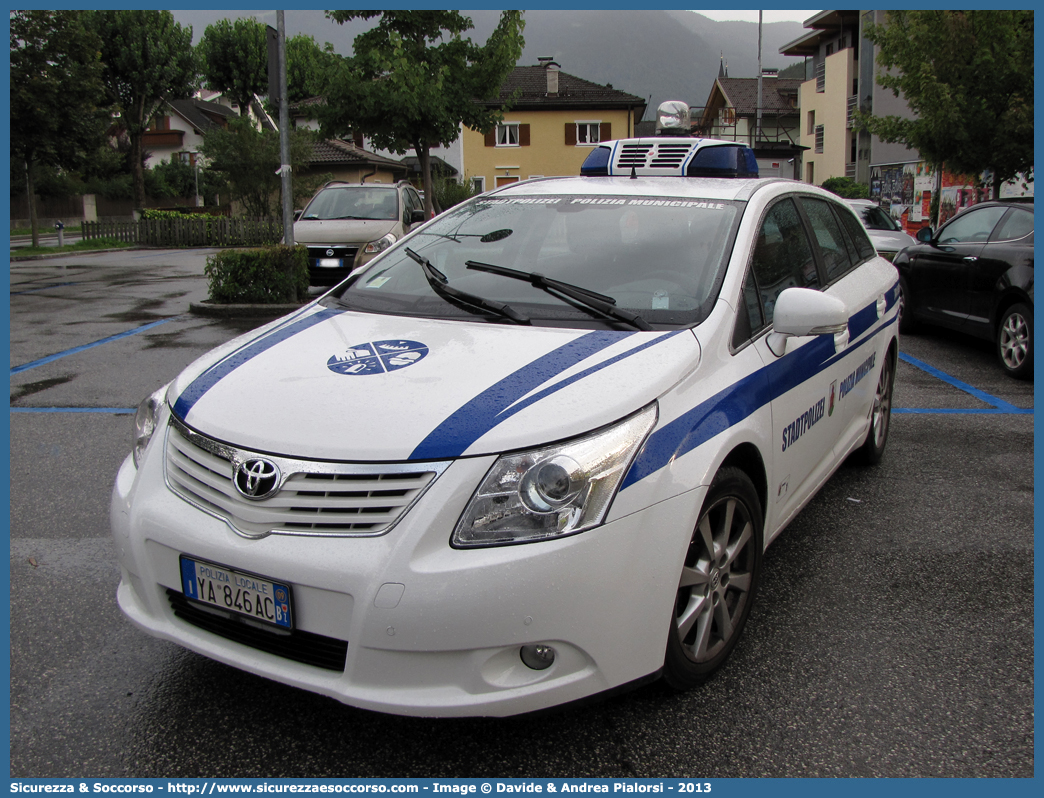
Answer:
452;404;657;548
364;233;396;254
133;385;168;468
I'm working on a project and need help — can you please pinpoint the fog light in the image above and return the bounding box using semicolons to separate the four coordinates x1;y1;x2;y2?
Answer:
520;644;556;670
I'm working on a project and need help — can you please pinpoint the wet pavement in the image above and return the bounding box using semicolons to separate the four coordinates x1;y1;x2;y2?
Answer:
8;249;1035;778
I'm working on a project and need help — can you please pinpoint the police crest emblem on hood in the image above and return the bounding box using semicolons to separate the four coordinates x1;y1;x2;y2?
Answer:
328;340;429;376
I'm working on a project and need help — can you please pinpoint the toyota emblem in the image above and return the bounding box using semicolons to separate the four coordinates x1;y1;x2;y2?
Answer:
234;458;281;499
326;248;335;257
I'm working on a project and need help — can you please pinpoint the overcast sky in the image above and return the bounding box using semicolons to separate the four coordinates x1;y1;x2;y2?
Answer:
698;10;820;23
172;9;821;43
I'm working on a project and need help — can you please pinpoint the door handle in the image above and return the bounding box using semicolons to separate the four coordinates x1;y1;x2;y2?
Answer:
964;256;978;262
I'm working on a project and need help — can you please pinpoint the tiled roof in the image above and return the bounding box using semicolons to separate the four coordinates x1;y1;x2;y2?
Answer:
168;98;237;133
309;139;408;173
716;77;802;115
477;64;646;113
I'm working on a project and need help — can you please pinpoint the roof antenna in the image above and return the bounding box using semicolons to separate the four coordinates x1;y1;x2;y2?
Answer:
630;165;637;180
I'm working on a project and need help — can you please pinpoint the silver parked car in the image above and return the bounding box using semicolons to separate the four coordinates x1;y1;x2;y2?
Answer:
847;199;917;261
295;181;427;285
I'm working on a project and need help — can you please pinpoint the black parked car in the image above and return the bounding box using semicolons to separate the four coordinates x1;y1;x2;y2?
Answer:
896;200;1033;378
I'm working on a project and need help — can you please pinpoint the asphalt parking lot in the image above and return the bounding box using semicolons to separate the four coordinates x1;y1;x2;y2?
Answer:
8;249;1034;778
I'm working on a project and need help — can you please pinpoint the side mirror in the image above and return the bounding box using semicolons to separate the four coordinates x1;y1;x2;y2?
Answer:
915;226;933;244
293;209;303;221
410;209;427;224
767;287;849;357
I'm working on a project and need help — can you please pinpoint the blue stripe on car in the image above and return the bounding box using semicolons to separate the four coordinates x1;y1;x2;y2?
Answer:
410;329;640;460
623;288;898;489
494;330;687;421
171;307;343;420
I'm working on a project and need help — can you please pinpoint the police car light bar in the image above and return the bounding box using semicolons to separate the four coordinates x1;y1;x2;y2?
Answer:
581;99;758;179
580;139;759;179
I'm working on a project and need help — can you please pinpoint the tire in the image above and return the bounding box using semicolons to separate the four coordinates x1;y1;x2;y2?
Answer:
856;347;896;465
898;275;916;334
997;303;1033;380
663;467;763;690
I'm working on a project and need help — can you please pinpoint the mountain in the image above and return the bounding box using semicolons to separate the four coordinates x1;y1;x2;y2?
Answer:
173;9;808;121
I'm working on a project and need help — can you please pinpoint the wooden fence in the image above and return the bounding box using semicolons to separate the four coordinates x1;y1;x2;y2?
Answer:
82;217;283;248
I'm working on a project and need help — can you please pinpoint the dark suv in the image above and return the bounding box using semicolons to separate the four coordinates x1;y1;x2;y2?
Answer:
294;181;426;285
895;200;1033;378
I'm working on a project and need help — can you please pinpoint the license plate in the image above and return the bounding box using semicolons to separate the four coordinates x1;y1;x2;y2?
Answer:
318;258;342;268
179;556;293;630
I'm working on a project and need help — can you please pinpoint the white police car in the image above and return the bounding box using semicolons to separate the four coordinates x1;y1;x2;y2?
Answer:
112;105;899;717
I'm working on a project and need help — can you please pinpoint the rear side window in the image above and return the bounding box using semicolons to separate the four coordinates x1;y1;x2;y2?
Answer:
836;206;878;262
800;197;854;282
991;208;1034;242
750;198;818;325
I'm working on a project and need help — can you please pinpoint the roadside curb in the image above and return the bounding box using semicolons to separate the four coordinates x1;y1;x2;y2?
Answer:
189;301;306;319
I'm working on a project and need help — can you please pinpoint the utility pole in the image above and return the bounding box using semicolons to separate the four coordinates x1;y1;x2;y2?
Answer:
277;11;294;245
756;10;763;146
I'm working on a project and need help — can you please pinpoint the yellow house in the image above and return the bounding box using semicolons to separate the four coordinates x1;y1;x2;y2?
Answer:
462;60;647;191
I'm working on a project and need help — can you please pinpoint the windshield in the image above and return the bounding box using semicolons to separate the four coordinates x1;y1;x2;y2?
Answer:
330;192;743;329
859;205;901;231
302;187;399;221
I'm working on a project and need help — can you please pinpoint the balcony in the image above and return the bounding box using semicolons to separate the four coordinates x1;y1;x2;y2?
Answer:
693;107;800;147
846;96;858;129
142;130;185;148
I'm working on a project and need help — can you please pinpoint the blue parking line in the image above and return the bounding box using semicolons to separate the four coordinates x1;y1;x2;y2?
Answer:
895;352;1033;415
10;407;134;414
10;317;179;375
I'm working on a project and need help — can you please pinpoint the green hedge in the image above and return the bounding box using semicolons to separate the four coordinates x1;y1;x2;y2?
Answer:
821;176;870;199
141;208;216;221
205;245;308;304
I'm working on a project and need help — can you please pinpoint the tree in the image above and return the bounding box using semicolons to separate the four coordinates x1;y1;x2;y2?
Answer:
10;10;108;246
198;17;268;115
286;34;342;105
87;10;197;210
322;10;525;217
862;10;1033;200
149;156;227;205
200;116;323;217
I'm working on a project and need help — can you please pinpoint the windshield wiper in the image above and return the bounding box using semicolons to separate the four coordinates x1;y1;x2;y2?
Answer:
404;248;529;325
466;260;652;331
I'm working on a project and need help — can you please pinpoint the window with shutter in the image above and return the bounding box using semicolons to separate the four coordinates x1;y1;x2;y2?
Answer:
573;122;601;145
496;123;520;146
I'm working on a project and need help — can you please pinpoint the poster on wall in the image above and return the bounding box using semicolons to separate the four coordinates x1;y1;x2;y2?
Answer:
912;163;935;225
868;162;1030;230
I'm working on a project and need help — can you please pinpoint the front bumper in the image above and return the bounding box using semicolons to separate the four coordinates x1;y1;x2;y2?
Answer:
111;429;705;717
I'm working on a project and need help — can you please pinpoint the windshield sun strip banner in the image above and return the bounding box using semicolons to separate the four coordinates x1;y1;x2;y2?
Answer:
622;285;899;489
172;307;344;420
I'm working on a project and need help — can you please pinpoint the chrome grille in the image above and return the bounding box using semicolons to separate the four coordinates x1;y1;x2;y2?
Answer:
306;245;358;261
164;416;449;539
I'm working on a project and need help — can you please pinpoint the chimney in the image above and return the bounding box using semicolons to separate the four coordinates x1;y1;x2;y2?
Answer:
538;57;560;96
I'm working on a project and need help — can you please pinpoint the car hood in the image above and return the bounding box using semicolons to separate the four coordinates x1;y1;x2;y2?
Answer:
294;218;397;245
168;305;700;462
868;228;916;253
